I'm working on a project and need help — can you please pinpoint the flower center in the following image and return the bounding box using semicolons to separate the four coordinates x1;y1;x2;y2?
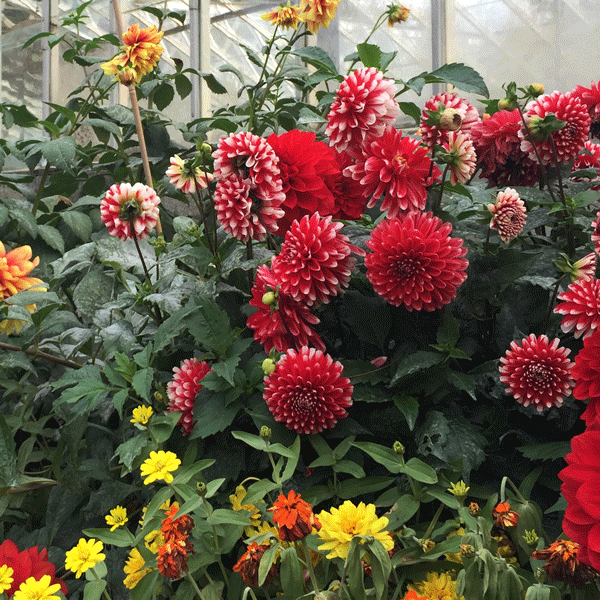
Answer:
119;198;142;222
292;387;318;413
395;256;417;278
393;154;407;171
526;362;551;386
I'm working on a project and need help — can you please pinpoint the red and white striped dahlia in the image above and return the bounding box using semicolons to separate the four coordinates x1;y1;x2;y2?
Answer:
488;188;527;243
443;131;477;185
499;334;575;411
263;346;353;434
554;278;600;339
326;67;399;154
364;212;468;311
100;182;160;241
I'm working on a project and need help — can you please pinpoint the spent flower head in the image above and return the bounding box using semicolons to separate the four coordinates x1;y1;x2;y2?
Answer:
65;538;105;578
140;450;181;485
387;3;410;26
261;1;303;29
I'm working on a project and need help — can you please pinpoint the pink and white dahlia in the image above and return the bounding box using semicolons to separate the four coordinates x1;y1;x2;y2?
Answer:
271;213;362;306
100;182;160;241
344;127;440;218
326;67;400;154
470;109;539;187
488;188;527;243
519;91;591;164
419;92;480;150
571;254;598;283
246;265;325;353
572;81;600;137
443;131;477;185
263;346;353;434
554;278;600;339
214;174;284;242
166;154;213;194
365;212;468;311
167;358;211;435
499;334;575;411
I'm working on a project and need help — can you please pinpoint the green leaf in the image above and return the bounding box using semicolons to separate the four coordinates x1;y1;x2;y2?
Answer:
153;83;175;111
346;537;367;600
0;413;17;487
337;477;395;500
56;379;111;409
9;207;38;238
366;538;392;600
200;73;228;95
280;435;300;483
517;441;571;461
82;579;107;600
211;356;240;386
357;43;382;69
279;547;305;600
82;118;122;137
393;394;419;431
147;412;181;443
82;528;134;547
289;46;338;75
0;351;36;375
385;494;419;530
174;74;193;99
130;570;160;600
399;101;422;125
405;63;489;97
241;479;280;506
207;508;255;526
189;388;241;439
112;389;129;419
72;268;112;317
390;350;445;385
37;224;65;253
40;137;76;171
113;434;149;472
402;457;438;484
258;543;278;586
61;211;93;241
352;441;403;473
132;368;154;401
332;459;365;478
187;299;232;356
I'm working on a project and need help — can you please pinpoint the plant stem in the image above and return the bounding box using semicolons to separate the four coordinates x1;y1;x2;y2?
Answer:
544;275;566;331
346;13;387;74
201;496;231;589
194;189;216;256
422;502;444;541
266;446;284;494
548;135;575;256
132;232;152;281
89;568;113;600
300;537;321;595
185;572;208;600
434;164;450;213
32;163;51;217
0;341;82;369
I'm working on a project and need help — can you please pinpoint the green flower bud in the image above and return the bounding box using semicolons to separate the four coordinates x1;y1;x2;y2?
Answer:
197;481;207;496
393;441;404;455
498;97;517;111
262;291;276;306
262;358;276;376
260;425;272;440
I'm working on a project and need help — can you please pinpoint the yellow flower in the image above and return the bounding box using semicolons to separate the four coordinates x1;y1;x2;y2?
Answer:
408;572;464;600
123;548;153;590
261;1;304;29
105;505;129;531
447;480;470;501
140;450;181;485
230;484;262;536
298;0;341;32
144;529;165;553
13;575;61;600
65;538;106;578
131;405;153;425
0;565;14;594
317;500;394;560
445;527;465;563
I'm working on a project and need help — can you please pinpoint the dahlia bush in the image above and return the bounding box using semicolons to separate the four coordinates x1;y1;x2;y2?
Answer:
2;2;600;600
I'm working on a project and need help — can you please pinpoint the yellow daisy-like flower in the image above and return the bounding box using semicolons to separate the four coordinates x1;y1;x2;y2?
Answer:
105;505;129;531
123;548;153;590
408;572;464;600
230;485;262;536
144;529;165;553
298;0;341;32
131;405;153;425
140;450;181;485
261;1;304;29
317;500;394;560
0;565;14;594
65;538;106;578
13;575;60;600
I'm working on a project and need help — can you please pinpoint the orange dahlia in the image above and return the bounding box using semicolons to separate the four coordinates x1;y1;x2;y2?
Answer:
532;539;598;588
269;490;320;542
261;1;303;29
299;0;340;32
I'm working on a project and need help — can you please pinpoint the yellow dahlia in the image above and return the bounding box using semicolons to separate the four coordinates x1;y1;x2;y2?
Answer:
298;0;341;32
317;500;393;560
408;572;464;600
261;1;304;29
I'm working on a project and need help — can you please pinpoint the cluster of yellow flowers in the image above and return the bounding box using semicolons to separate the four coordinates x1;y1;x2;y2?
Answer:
261;0;341;32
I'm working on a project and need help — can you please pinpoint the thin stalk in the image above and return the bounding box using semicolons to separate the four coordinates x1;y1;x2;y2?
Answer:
300;537;321;595
484;226;492;254
544;275;566;334
201;496;231;590
32;163;51;217
0;341;82;369
548;135;575;256
89;568;113;600
266;446;284;494
433;164;450;213
132;232;152;281
421;502;444;541
346;13;387;74
185;572;208;600
194;188;216;256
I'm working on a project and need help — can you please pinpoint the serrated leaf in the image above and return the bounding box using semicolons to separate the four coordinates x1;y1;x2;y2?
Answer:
357;43;382;69
289;46;338;75
40;137;76;171
517;441;571;461
153;83;175;111
9;207;38;238
37;224;64;253
132;368;153;401
114;434;149;472
200;73;227;94
399;101;422;125
72;268;112;318
187;299;231;356
174;74;193;99
390;350;445;386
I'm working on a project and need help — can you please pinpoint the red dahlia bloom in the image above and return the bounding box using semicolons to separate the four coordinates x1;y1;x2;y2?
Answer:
246;265;325;353
266;130;339;234
419;91;480;150
559;428;600;572
572;81;600;138
364;212;468;311
326;67;400;154
572;328;600;407
329;151;368;220
470;109;539;186
233;542;277;587
571;141;600;176
488;188;527;243
443;131;477;185
591;211;600;256
100;182;160;241
167;358;211;435
0;540;67;597
271;213;362;306
263;346;353;434
269;490;321;541
499;334;575;411
554;278;600;339
519;91;591;164
344;127;440;218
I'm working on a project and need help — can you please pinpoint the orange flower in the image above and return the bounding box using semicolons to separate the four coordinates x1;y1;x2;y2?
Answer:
269;490;320;542
401;592;427;600
157;505;194;580
232;542;277;587
261;1;303;29
492;501;520;527
532;539;598;588
161;505;194;539
298;0;341;32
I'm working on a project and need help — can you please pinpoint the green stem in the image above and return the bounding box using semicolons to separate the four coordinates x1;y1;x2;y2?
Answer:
500;476;527;504
434;164;450;213
484;226;492;254
266;447;284;494
0;340;82;369
548;134;575;256
132;232;152;281
248;25;279;132
422;502;444;541
32;163;51;217
89;568;113;600
544;275;566;331
194;189;216;256
300;537;321;595
185;571;208;600
346;13;387;74
201;497;231;589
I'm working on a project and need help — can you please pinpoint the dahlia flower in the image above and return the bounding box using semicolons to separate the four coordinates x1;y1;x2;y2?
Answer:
419;91;480;150
261;1;303;29
267;129;339;234
345;127;439;217
571;253;598;282
263;346;353;434
167;358;211;435
572;328;600;409
408;572;461;600
554;278;600;338
499;333;575;411
387;3;410;26
65;538;105;578
591;211;600;256
233;542;277;586
443;131;477;185
100;182;160;241
559;428;600;572
317;500;393;560
365;212;468;311
532;539;598;588
299;0;340;32
326;67;399;154
269;490;320;541
166;154;213;194
105;505;128;531
130;404;153;425
572;81;600;137
13;575;61;600
329;151;367;220
246;264;325;353
271;213;361;306
488;188;527;243
519;91;591;164
571;141;600;177
123;548;152;590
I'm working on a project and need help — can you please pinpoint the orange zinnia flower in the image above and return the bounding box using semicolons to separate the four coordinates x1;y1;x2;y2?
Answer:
269;490;320;542
492;501;520;527
532;539;598;588
157;505;195;580
232;542;277;587
298;0;341;32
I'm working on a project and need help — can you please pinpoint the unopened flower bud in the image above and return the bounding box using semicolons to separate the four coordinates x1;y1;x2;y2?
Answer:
154;391;164;403
460;543;475;558
260;425;272;440
262;358;276;375
525;115;548;142
528;83;545;97
468;502;480;516
439;108;462;131
197;481;207;496
419;538;435;552
498;97;517;111
524;530;540;547
447;480;470;502
262;291;276;306
393;441;404;455
117;66;137;86
201;142;213;159
535;567;548;584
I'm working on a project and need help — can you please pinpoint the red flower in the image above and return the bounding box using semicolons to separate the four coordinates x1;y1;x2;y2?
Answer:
344;127;440;218
470;109;539;187
443;131;477;185
328;151;368;220
233;542;277;587
269;490;321;542
487;188;527;243
364;212;468;311
572;328;600;407
100;182;160;241
166;358;211;435
246;264;325;353
263;346;353;434
571;141;600;176
271;213;362;306
554;278;600;339
519;91;591;164
0;540;67;597
572;81;600;138
326;67;400;154
266;130;339;234
499;334;575;411
419;91;480;150
532;539;598;588
492;501;520;527
559;428;600;572
591;211;600;256
158;504;195;580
